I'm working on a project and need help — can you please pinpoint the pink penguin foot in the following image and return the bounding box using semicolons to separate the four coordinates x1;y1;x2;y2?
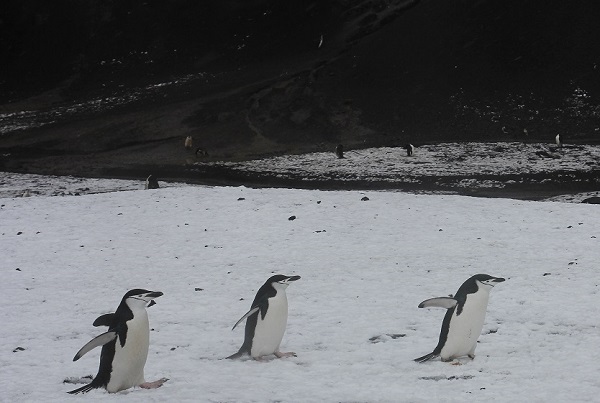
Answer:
139;378;169;389
274;351;297;358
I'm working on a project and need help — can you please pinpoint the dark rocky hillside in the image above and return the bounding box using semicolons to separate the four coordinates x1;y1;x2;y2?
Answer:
1;0;599;178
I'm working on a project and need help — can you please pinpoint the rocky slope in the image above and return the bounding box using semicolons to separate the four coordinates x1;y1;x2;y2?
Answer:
1;0;599;179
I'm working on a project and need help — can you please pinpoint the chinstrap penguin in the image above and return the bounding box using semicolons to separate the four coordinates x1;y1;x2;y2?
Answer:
68;289;167;394
184;135;193;150
145;175;159;189
414;274;505;363
195;147;209;157
555;133;562;148
227;274;301;360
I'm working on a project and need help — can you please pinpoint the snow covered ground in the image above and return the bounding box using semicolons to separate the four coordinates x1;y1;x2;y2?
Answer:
1;176;600;402
0;172;186;199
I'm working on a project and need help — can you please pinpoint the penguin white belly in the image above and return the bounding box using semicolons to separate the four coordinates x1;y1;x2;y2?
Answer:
251;294;288;357
441;291;489;360
107;313;149;392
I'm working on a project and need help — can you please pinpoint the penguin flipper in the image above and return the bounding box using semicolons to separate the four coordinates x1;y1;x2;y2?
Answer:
414;352;439;363
92;313;114;327
73;331;117;361
231;306;260;330
418;297;457;309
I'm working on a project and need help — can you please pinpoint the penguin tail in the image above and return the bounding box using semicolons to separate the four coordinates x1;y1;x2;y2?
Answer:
226;351;245;360
226;346;252;360
413;352;439;363
67;383;97;394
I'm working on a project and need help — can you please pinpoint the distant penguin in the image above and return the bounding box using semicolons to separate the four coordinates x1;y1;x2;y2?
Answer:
68;289;167;394
414;274;505;363
184;136;193;150
335;144;344;159
555;134;563;148
145;175;159;190
195;147;209;157
404;144;414;156
227;274;301;360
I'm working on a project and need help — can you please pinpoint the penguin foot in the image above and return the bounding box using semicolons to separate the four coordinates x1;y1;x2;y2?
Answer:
139;378;168;389
275;351;297;358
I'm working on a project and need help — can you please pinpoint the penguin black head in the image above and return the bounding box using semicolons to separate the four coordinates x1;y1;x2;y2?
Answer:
247;275;301;308
123;289;163;308
472;274;505;289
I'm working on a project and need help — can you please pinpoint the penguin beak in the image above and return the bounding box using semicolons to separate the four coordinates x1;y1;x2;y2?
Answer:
141;291;163;305
276;275;301;285
146;291;164;299
487;277;505;287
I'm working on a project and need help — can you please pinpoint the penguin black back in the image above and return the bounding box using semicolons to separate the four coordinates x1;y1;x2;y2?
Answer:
68;340;116;394
416;301;456;362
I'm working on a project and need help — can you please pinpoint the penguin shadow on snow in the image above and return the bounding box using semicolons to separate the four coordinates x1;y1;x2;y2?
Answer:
227;274;301;361
66;289;168;394
369;333;407;344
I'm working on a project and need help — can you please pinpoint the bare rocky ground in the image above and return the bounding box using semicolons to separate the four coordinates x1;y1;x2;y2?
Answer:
2;141;599;203
1;1;599;200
